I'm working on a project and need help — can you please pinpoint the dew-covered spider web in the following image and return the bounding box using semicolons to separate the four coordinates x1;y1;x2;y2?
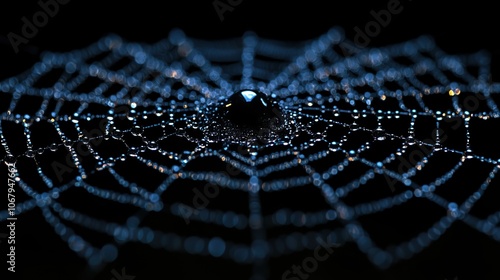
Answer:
1;27;500;279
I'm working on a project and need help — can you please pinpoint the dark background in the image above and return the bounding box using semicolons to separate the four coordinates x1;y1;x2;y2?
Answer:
1;1;500;280
1;0;500;78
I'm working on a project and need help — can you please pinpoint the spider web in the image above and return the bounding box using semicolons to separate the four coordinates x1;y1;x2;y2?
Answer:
1;27;500;279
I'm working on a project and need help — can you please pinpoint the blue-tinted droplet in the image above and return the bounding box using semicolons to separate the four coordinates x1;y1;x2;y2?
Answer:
220;89;283;128
208;237;226;257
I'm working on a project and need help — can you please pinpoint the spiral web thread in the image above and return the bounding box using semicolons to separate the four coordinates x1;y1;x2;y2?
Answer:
1;27;500;277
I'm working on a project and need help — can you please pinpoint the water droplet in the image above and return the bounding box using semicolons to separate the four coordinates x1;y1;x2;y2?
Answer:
131;125;143;136
329;141;339;152
406;135;416;145
26;150;35;158
435;111;443;121
463;149;473;159
96;161;105;171
147;141;159;150
347;150;358;159
333;107;339;117
156;106;163;116
349;122;360;131
81;136;90;145
351;110;360;119
63;139;72;148
219;89;283;128
447;202;458;211
50;143;58;151
372;127;386;141
128;147;139;157
179;153;190;165
127;109;137;121
434;143;443;151
106;158;115;167
111;129;123;140
4;154;16;165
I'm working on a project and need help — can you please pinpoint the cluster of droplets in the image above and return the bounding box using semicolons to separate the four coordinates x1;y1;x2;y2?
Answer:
1;27;500;279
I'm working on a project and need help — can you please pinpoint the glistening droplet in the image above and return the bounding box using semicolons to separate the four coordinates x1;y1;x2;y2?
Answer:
219;89;283;128
373;127;386;141
4;154;16;165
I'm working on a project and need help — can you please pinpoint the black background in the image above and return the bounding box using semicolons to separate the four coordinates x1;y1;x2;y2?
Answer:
1;1;500;280
1;0;500;78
